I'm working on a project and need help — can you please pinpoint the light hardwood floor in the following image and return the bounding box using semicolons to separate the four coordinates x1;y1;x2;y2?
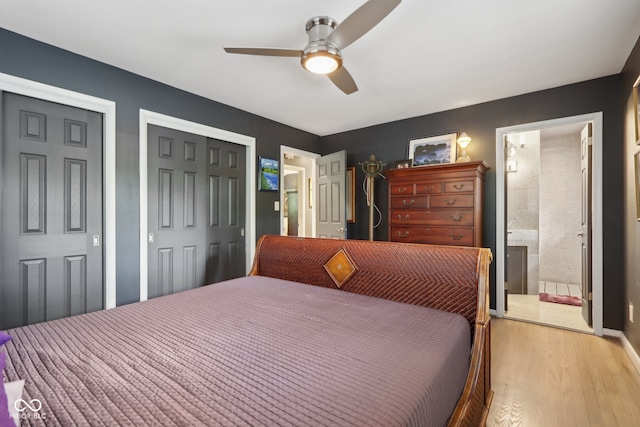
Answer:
487;318;640;426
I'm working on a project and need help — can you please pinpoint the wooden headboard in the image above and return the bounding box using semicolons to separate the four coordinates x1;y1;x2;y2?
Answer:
249;235;491;332
249;235;493;427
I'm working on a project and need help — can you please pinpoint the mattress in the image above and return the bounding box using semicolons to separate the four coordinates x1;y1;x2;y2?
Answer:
2;276;471;426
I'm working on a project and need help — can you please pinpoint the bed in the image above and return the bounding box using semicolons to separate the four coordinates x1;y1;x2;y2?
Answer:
1;235;492;426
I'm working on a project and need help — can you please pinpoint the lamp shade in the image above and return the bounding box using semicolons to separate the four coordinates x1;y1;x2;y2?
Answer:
456;132;472;162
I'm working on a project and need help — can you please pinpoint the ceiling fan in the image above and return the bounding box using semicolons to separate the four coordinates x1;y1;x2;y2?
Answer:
224;0;401;95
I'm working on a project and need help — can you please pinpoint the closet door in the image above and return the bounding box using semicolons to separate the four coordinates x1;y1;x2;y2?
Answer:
1;92;104;329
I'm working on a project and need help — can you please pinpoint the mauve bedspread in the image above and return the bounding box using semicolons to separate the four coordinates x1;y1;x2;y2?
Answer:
2;276;470;426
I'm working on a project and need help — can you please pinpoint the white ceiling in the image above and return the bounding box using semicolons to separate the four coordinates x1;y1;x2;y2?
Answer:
1;0;639;136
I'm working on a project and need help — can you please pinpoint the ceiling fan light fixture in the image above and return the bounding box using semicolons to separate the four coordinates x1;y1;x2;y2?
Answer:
301;45;342;75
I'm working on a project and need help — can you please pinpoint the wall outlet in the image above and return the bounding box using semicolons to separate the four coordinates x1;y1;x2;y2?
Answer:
631;303;634;323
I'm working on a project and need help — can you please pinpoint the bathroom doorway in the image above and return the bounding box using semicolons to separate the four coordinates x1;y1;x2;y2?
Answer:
495;113;603;336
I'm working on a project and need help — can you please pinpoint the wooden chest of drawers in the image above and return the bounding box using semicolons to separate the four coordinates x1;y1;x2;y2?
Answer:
386;161;489;247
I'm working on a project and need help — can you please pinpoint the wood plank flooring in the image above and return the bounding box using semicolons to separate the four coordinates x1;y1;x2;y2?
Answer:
487;318;640;426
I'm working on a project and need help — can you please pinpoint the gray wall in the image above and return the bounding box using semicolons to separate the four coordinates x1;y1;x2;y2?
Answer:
622;36;640;358
0;29;321;306
322;75;624;330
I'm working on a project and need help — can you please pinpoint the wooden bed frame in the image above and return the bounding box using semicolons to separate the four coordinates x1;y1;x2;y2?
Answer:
249;235;493;427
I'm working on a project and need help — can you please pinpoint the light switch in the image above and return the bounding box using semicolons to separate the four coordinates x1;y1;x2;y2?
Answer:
274;201;280;211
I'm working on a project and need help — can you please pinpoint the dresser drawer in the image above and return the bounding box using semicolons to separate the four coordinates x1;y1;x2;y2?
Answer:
390;209;474;226
415;181;443;194
390;226;474;246
390;183;414;195
444;180;474;193
390;196;428;209
429;194;474;208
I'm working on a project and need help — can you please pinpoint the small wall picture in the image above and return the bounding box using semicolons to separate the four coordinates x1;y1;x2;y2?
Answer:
634;74;640;144
408;133;457;166
635;152;640;220
394;159;412;169
258;157;279;191
346;167;355;223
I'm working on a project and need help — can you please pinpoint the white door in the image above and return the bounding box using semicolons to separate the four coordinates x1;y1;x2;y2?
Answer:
315;150;347;239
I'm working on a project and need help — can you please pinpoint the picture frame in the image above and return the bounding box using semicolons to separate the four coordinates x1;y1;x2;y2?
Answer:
394;159;413;169
408;132;457;166
635;152;640;220
634;75;640;144
346;167;355;223
258;157;279;191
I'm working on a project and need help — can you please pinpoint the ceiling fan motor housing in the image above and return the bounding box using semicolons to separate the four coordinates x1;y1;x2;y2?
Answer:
301;16;343;73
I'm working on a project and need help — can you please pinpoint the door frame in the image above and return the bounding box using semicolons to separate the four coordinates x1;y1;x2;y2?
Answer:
280;145;320;237
494;112;603;336
139;109;256;302
0;72;117;309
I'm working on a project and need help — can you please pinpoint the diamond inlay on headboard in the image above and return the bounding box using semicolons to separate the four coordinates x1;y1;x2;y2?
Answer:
323;248;357;288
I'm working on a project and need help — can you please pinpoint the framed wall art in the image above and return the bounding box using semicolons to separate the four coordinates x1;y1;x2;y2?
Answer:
258;156;279;191
408;133;457;166
634;74;640;144
346;167;355;223
635;152;640;220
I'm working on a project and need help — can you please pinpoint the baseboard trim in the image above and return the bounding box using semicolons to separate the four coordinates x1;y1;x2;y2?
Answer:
620;332;640;378
603;328;622;337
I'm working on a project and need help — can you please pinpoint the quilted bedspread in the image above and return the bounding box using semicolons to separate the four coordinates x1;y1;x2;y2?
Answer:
2;276;470;426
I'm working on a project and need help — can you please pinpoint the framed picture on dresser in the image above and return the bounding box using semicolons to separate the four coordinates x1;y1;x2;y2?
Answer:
408;133;457;166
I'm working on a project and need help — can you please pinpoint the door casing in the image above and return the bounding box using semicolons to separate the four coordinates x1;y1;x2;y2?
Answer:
0;72;117;309
495;112;603;336
139;109;256;302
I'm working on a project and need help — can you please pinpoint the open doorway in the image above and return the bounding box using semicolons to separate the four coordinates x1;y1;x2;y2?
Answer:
495;112;603;336
280;146;319;237
503;125;592;333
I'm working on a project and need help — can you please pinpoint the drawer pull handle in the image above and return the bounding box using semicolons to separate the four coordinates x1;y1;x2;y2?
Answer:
402;199;415;206
450;233;464;241
397;214;410;221
444;198;457;205
397;231;410;238
397;187;408;193
453;183;465;190
450;214;463;222
424;185;435;192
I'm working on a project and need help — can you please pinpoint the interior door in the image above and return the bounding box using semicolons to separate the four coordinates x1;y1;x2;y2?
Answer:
1;92;104;329
580;123;593;326
206;137;246;283
147;126;246;299
315;150;347;239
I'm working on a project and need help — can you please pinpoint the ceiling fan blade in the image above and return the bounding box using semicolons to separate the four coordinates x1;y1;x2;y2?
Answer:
327;0;401;50
328;67;358;95
223;47;303;57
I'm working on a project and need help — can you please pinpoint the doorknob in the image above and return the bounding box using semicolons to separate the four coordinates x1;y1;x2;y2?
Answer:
336;227;346;233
